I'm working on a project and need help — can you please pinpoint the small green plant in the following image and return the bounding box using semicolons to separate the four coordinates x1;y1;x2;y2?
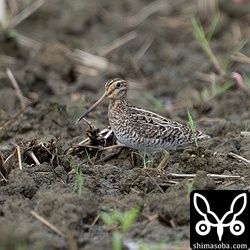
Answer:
84;147;91;162
201;75;235;102
191;15;223;75
187;179;195;199
112;231;122;250
100;206;140;250
101;206;140;232
6;28;17;38
70;162;83;195
192;15;248;102
132;150;151;168
192;16;248;75
187;110;198;148
191;15;250;113
222;38;249;72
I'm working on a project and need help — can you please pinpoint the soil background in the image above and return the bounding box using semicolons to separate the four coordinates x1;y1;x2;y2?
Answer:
0;1;250;249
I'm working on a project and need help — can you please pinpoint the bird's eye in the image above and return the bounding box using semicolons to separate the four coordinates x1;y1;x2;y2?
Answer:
116;82;122;88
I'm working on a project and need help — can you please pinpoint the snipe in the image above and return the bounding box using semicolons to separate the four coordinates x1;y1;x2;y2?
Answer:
78;78;210;169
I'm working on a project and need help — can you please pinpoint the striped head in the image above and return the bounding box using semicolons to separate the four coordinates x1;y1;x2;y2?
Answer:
77;78;127;122
104;78;127;100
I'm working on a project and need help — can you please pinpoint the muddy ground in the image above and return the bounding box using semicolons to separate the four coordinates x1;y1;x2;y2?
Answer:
0;1;250;249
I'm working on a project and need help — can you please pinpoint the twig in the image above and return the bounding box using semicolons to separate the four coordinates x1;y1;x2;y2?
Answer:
231;52;250;65
144;170;165;193
98;144;125;152
0;172;7;183
74;65;99;77
16;145;22;170
15;33;41;51
0;105;29;132
4;152;14;165
66;49;118;73
0;54;21;66
99;31;138;56
81;118;93;126
169;219;177;230
10;143;23;170
31;210;65;238
228;152;250;165
224;180;238;187
134;37;154;62
90;215;100;227
167;173;242;179
102;129;113;140
0;0;6;28
7;0;44;29
156;16;192;33
195;71;218;83
64;126;116;154
6;68;29;109
27;151;41;165
125;1;169;28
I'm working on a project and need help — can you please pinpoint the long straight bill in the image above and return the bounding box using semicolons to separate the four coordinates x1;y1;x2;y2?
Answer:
77;93;107;122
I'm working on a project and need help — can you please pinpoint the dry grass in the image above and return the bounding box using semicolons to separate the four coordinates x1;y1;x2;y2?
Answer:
1;0;44;30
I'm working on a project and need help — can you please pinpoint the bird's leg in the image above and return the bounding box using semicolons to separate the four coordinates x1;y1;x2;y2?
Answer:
157;150;169;170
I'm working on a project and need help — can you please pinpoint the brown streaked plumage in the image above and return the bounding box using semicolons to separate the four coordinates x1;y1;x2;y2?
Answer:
78;78;210;169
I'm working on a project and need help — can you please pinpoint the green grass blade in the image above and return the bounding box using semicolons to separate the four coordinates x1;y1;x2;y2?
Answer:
112;232;122;250
191;17;223;75
212;80;235;97
122;206;140;232
206;13;220;42
100;212;116;226
191;17;207;50
222;38;249;71
187;110;198;148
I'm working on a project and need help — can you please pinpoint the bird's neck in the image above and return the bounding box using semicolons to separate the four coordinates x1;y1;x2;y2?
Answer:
109;98;130;112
